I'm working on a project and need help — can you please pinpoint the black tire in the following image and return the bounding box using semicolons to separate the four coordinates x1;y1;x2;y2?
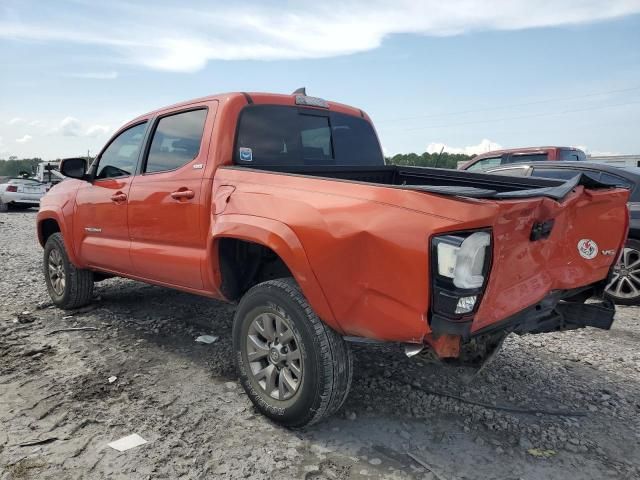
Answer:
0;200;8;212
605;238;640;306
43;233;94;309
233;278;353;428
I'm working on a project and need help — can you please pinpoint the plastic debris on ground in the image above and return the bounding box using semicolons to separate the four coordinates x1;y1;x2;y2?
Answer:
107;434;148;452
195;335;218;344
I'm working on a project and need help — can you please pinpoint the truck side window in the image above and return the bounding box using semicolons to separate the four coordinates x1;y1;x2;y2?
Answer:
506;153;548;164
559;149;586;161
599;172;632;188
532;168;598;181
145;109;207;174
467;157;501;171
95;122;147;179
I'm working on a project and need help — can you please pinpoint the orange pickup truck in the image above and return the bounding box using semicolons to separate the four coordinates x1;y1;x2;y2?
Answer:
38;90;629;426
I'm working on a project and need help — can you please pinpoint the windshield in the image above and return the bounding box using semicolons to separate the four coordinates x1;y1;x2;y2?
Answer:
235;105;384;167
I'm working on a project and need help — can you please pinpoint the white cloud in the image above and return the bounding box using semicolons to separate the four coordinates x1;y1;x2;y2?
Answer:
50;117;111;138
8;117;26;125
28;120;43;127
15;134;33;144
85;125;111;137
426;139;503;156
576;145;623;156
67;71;119;80
1;1;639;72
57;117;83;137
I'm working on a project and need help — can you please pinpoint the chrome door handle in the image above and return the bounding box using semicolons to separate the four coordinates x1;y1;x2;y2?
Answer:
170;189;195;200
110;192;127;203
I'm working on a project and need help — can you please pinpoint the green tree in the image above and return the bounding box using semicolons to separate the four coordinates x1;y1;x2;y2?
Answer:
0;158;43;177
386;151;474;169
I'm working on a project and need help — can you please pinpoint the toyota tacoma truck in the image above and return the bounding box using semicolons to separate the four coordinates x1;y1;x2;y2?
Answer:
38;90;629;427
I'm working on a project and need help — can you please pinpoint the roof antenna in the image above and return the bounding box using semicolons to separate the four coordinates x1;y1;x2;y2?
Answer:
292;87;306;95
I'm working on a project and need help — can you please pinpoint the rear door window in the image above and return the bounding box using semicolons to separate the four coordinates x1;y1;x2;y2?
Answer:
145;109;208;174
235;105;383;166
506;153;548;164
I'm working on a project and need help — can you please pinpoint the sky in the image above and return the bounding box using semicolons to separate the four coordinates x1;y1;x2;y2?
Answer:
1;0;639;160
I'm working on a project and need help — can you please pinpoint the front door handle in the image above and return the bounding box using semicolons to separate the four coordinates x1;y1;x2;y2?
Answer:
110;192;127;203
170;189;195;200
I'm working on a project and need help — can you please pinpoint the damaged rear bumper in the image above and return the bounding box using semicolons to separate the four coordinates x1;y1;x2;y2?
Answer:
431;285;615;339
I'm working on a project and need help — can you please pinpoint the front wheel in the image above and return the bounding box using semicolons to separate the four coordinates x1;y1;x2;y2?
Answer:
233;278;352;428
43;233;94;309
605;238;640;306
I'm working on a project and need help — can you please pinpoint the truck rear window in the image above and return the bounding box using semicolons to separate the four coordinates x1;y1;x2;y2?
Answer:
235;105;384;166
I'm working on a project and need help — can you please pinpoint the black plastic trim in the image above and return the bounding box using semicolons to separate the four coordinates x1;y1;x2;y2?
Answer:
241;92;253;104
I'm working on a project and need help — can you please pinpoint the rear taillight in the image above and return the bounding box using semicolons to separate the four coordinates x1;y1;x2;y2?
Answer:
430;230;492;318
6;185;17;192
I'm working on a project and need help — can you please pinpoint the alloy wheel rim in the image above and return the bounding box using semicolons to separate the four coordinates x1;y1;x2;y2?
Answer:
606;247;640;300
48;248;66;296
246;311;303;401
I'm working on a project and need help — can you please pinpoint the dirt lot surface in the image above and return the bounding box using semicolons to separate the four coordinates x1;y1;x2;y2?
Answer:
1;211;639;479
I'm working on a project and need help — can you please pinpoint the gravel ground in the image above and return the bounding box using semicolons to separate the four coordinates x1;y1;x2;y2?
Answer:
1;210;639;479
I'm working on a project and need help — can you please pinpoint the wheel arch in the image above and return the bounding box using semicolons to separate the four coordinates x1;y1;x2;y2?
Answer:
36;210;82;267
211;214;341;333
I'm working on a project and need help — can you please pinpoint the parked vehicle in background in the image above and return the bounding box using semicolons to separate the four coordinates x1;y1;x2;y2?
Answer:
0;177;47;212
486;161;640;305
459;146;586;171
37;90;629;427
34;161;65;187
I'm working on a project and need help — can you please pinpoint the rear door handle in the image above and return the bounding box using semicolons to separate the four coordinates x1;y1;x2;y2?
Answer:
110;192;127;203
170;189;195;200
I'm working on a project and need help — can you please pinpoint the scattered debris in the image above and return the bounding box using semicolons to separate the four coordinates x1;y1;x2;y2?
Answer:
107;433;148;452
18;436;59;447
108;376;117;384
21;345;52;357
195;335;218;344
406;452;448;480
17;311;36;323
527;448;557;458
400;379;587;417
45;327;99;336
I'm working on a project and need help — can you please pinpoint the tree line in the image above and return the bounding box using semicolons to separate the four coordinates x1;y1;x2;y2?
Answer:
386;151;473;169
0;157;43;177
1;151;473;177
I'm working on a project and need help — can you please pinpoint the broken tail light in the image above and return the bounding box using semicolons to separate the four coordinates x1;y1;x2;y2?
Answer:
430;230;492;320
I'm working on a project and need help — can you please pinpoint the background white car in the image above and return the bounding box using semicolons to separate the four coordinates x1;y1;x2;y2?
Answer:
0;177;48;212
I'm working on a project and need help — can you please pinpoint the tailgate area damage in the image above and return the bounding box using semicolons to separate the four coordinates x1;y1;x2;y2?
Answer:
432;285;615;339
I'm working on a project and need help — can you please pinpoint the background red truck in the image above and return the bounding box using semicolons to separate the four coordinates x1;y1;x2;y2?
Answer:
460;146;587;171
38;90;629;426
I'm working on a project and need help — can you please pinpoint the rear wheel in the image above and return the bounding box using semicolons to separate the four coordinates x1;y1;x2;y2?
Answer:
0;199;8;212
605;238;640;306
43;233;94;309
233;278;352;428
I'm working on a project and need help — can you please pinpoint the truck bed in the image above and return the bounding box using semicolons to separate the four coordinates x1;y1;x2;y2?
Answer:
237;164;611;201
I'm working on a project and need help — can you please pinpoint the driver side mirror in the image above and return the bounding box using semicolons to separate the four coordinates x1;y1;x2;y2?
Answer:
60;157;88;180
